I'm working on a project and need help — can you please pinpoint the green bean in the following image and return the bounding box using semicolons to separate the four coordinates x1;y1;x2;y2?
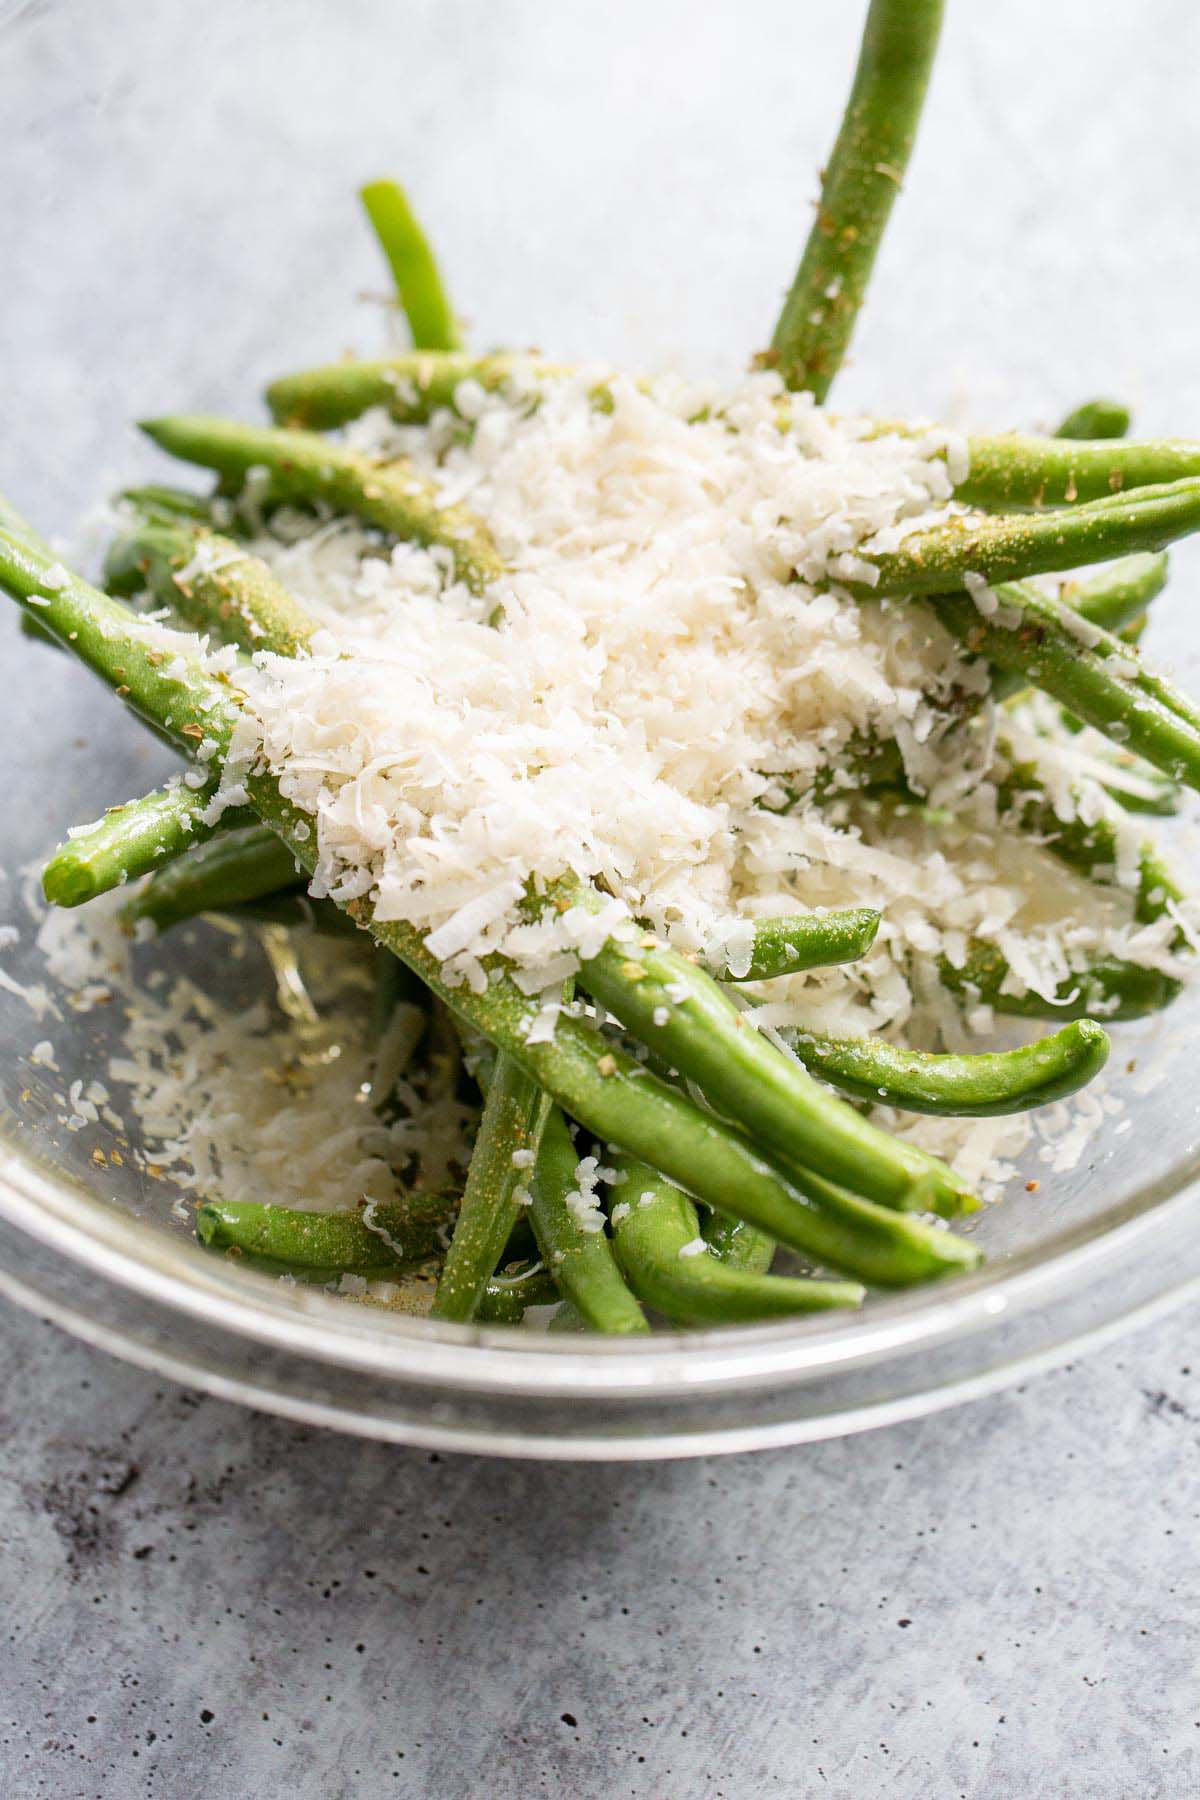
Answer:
991;559;1167;714
932;578;1200;791
106;517;316;658
282;862;981;1285
561;881;972;1218
851;478;1200;600
762;0;945;401
1056;400;1132;441
951;434;1200;511
266;351;568;431
121;824;302;935
1;518;980;1284
787;1018;1110;1116
713;907;880;981
700;1211;776;1275
994;741;1184;925
1096;765;1182;817
196;1191;454;1280
41;781;253;908
430;1052;551;1322
1062;553;1167;636
527;1107;648;1334
939;938;1178;1022
475;1260;560;1324
360;179;463;353
118;484;220;525
0;527;236;749
138;416;504;597
609;1155;864;1324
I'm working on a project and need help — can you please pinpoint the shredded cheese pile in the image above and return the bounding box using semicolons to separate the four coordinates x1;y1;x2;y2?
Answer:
209;368;1190;1055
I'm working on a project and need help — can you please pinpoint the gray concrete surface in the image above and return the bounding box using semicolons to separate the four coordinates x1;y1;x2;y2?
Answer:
1;1297;1198;1798
5;1;1200;1793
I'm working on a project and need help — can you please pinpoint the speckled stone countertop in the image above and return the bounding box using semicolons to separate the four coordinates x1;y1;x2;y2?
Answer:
4;0;1200;1792
1;1300;1197;1797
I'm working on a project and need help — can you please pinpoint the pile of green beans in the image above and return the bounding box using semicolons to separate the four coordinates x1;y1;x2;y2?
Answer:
6;3;1198;1336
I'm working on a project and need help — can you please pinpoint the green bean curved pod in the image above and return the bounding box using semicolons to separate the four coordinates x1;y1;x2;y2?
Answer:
610;1156;863;1324
715;907;880;981
106;518;316;658
939;940;1179;1022
360;179;463;353
527;1107;648;1334
994;743;1184;925
1065;553;1167;635
42;782;253;908
118;484;219;525
431;1052;551;1322
701;1210;776;1274
1055;400;1132;441
122;824;302;934
1098;769;1181;817
568;885;973;1218
138;416;504;596
789;1019;1110;1116
933;581;1200;790
0;514;981;1286
952;435;1200;510
855;478;1200;600
266;352;569;430
764;0;945;401
475;1261;560;1324
989;557;1167;707
0;527;236;750
196;1191;454;1279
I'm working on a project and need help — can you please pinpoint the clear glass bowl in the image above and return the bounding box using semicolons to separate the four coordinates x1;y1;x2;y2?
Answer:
3;0;1199;1458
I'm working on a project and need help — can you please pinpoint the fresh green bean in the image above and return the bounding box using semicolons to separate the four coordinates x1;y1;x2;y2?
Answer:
1062;553;1167;637
0;515;981;1285
932;578;1200;791
475;1260;560;1324
527;1107;648;1334
139;416;504;597
951;434;1200;511
701;1211;776;1275
42;782;253;908
0;528;236;749
609;1155;864;1324
106;518;316;658
763;0;946;400
430;1052;551;1322
196;1191;454;1280
713;907;880;981
360;179;464;353
564;879;974;1218
122;824;302;935
1056;400;1132;441
850;478;1200;600
118;485;220;525
994;741;1184;925
266;351;568;431
939;938;1178;1022
788;1018;1110;1116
